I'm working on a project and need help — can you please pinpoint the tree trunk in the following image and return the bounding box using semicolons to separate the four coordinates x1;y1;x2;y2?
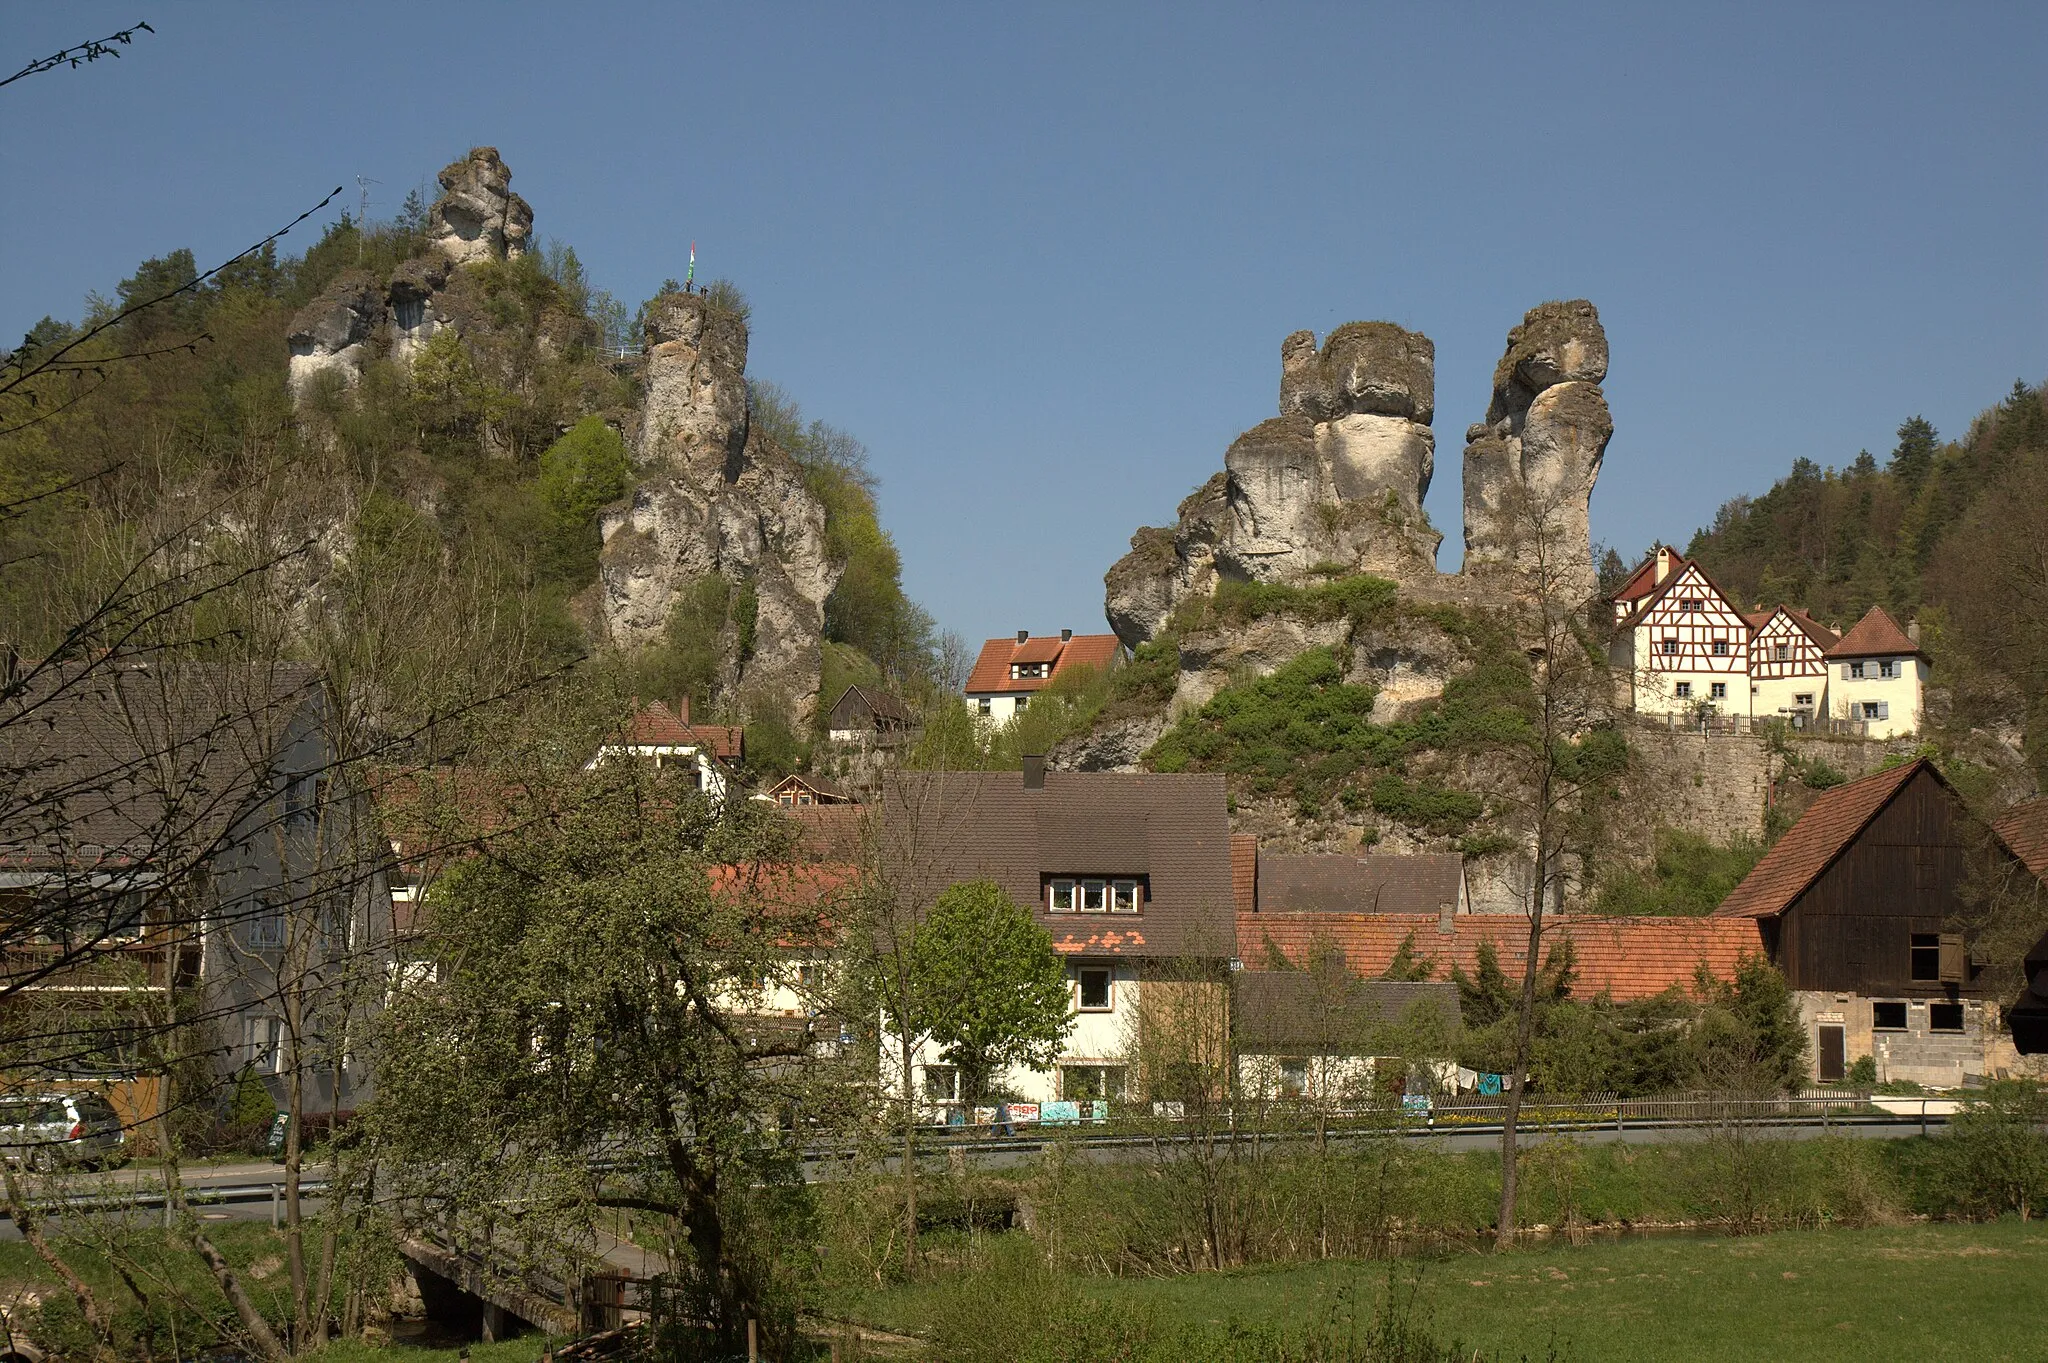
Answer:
3;1166;116;1361
1495;837;1550;1251
900;1032;919;1271
284;980;310;1349
190;1223;292;1363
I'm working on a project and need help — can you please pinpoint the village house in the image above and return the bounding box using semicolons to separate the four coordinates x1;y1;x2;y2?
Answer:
1995;797;2048;1055
824;684;915;745
963;629;1121;725
1233;973;1459;1102
1714;758;2036;1086
877;761;1235;1111
759;773;856;808
0;662;394;1118
1606;546;1928;736
586;698;744;798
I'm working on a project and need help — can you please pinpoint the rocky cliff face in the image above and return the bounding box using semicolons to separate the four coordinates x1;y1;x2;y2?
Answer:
1105;301;1613;651
1460;301;1612;603
1104;322;1442;649
597;292;840;721
285;147;527;401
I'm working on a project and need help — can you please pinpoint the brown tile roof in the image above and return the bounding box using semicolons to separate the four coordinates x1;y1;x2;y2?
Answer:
1779;606;1841;650
782;804;866;862
835;684;912;725
764;773;855;804
1255;853;1464;916
964;633;1121;695
0;661;322;871
1608;548;1672;605
621;701;743;761
1233;973;1460;1053
878;770;1234;958
1992;797;2048;882
1824;606;1924;661
1241;912;1763;1002
1614;555;1743;631
1714;759;1928;919
1231;834;1259;915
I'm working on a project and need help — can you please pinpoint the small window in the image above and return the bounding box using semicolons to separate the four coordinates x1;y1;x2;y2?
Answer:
1711;682;1727;700
1928;1003;1965;1034
1879;660;1899;679
922;1064;959;1101
1681;598;1703;613
1061;1064;1125;1099
1849;661;1866;680
1795;693;1813;706
1872;1001;1907;1031
1861;701;1885;721
777;793;794;807
1076;967;1112;1011
976;698;991;716
1111;879;1140;913
1910;933;1941;981
1048;879;1076;913
1675;682;1692;699
1080;879;1107;913
1015;695;1030;713
1775;644;1790;661
1660;637;1679;655
1279;1059;1308;1100
1712;638;1729;655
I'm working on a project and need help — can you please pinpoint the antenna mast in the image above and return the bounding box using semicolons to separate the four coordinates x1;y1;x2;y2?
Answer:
355;175;381;262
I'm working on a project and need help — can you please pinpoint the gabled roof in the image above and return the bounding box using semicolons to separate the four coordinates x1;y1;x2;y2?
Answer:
1255;853;1464;916
1714;759;1929;919
764;773;854;804
1241;912;1762;1002
620;701;744;761
834;684;912;725
1233;973;1459;1053
1775;606;1841;650
1825;606;1924;661
964;633;1121;696
1992;797;2048;883
1608;547;1674;606
1615;555;1744;631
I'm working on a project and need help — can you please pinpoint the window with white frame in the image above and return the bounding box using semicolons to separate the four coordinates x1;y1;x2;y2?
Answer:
1879;660;1899;679
1712;638;1729;655
1009;662;1049;680
1774;643;1790;661
1681;598;1703;613
1859;701;1888;721
1015;695;1030;713
1795;693;1814;706
976;697;992;716
1111;879;1140;913
1660;637;1679;654
1279;1058;1309;1099
1048;879;1076;912
1060;1064;1125;1099
1076;966;1112;1010
1848;661;1866;679
1675;682;1692;699
1711;682;1727;700
1080;879;1107;912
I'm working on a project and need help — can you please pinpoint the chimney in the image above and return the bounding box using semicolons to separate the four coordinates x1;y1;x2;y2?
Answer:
1061;628;1073;642
1437;899;1457;935
675;696;691;723
1907;618;1921;643
1022;754;1045;790
1654;546;1675;585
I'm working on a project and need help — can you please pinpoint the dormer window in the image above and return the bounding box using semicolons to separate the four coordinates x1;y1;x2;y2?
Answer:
1009;662;1050;680
1047;876;1144;915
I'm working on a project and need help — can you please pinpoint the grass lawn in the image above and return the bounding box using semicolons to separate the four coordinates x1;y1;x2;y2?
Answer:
838;1220;2048;1362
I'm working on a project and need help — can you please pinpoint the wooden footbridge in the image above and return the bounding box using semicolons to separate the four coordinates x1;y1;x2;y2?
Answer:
396;1228;663;1340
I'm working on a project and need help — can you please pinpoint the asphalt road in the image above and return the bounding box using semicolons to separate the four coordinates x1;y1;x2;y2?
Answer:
0;1161;328;1238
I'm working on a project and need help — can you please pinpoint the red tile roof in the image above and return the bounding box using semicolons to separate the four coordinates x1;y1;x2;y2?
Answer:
964;633;1122;695
1608;547;1674;605
1778;606;1841;650
1613;555;1744;631
1231;835;1259;915
1992;798;2048;882
1240;912;1762;1002
1824;606;1923;661
1714;759;1928;919
621;701;744;760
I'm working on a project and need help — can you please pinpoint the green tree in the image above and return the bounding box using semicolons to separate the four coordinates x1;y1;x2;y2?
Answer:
1689;953;1808;1094
1888;416;1939;493
369;765;826;1356
905;880;1073;1107
536;416;632;579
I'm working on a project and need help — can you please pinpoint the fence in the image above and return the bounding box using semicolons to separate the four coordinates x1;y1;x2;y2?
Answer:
1628;712;1869;739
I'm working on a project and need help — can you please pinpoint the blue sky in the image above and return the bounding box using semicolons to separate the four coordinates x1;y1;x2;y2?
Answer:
5;5;2044;645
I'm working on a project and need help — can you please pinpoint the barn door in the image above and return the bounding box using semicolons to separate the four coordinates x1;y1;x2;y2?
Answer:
1818;1025;1845;1082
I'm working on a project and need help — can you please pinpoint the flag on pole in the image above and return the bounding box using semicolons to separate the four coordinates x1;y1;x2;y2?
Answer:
685;242;696;288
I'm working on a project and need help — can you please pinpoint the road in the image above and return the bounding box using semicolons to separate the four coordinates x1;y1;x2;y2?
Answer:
0;1160;328;1238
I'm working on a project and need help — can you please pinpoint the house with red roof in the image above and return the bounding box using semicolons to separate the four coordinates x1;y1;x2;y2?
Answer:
587;698;745;798
1606;547;1929;737
963;629;1122;725
1824;606;1929;738
1714;758;2034;1085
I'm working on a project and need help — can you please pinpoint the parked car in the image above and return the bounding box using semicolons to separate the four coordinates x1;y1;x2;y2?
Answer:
0;1092;126;1170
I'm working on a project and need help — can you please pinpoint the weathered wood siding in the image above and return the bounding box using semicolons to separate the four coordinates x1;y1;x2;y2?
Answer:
1780;767;1977;996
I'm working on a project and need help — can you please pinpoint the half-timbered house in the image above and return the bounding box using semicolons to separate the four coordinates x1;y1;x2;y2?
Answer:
1608;549;1753;718
1747;606;1839;723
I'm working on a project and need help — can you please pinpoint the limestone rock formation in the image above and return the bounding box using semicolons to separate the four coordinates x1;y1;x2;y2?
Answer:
286;150;524;401
598;291;841;720
1104;321;1441;649
427;147;532;266
1460;301;1612;602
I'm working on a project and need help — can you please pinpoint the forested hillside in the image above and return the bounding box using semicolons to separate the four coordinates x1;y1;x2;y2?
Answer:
1671;381;2048;780
0;162;941;774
